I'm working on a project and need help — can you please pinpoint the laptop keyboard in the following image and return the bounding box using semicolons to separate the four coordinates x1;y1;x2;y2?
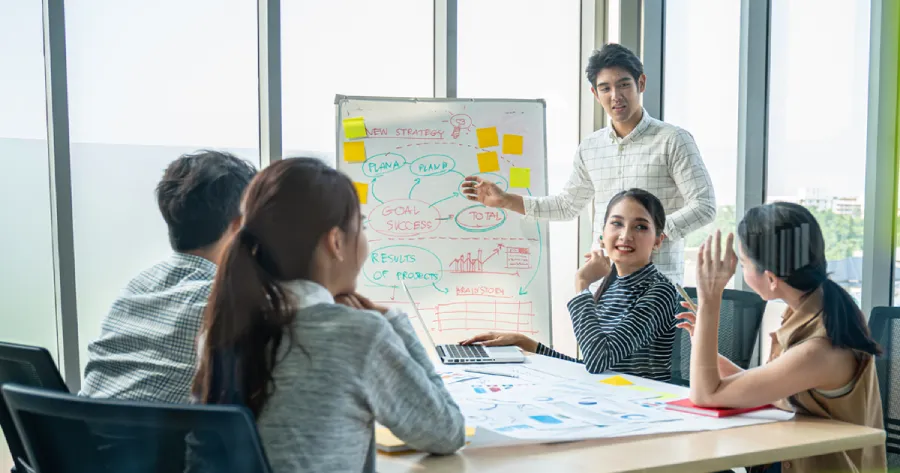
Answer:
445;344;489;359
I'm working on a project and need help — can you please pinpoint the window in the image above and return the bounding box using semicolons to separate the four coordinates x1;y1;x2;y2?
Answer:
894;174;900;305
458;0;581;356
281;0;433;164
663;0;741;288
64;0;260;369
607;0;621;45
766;0;871;303
0;2;57;469
0;0;58;357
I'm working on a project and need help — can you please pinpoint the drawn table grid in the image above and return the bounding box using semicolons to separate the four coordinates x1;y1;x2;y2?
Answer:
433;301;537;334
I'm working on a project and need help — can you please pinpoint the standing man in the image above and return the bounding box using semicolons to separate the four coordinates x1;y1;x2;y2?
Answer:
462;43;715;284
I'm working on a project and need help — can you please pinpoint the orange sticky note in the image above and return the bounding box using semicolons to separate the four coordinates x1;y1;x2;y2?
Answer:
502;134;523;155
354;182;368;204
344;141;366;163
477;151;500;173
509;167;530;188
476;127;499;148
599;375;634;386
343;117;367;139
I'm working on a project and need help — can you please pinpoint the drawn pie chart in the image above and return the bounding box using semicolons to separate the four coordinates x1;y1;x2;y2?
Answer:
620;414;649;421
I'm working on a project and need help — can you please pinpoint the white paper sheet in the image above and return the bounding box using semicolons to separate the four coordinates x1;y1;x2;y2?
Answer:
439;356;794;448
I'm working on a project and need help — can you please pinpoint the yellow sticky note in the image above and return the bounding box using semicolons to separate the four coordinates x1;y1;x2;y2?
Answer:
376;426;476;452
509;167;531;188
626;385;682;400
344;141;366;163
477;151;500;173
600;375;634;386
476;127;499;148
343;117;367;139
354;182;368;204
502;134;523;155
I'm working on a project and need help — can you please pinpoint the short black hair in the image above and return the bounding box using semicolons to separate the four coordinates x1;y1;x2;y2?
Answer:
585;43;644;87
156;150;257;252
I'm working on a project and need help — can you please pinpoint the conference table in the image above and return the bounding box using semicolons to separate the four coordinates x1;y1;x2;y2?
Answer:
377;354;885;473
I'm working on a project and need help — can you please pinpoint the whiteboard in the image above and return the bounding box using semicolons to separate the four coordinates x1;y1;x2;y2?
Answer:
335;95;551;346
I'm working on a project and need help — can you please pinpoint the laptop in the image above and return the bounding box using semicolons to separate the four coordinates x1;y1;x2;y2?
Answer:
401;282;525;364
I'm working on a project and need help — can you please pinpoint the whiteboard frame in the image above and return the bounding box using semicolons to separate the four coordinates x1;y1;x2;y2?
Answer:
334;94;555;346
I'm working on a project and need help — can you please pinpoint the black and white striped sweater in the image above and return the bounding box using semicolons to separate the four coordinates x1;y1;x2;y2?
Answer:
536;263;678;381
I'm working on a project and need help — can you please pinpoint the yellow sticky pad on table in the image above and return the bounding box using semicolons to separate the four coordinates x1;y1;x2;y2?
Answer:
376;426;476;453
476;127;499;148
477;151;500;173
343;117;367;139
502;134;524;155
599;375;634;386
626;385;682;400
509;167;531;188
354;182;368;204
344;141;366;163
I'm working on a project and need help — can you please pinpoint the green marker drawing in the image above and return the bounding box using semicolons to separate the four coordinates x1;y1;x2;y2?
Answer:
432;283;449;294
454;204;507;233
519;222;542;295
370;178;384;204
519;186;541;295
408;178;422;199
429;192;460;208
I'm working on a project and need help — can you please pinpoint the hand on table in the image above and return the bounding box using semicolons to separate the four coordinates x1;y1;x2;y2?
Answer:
459;332;538;353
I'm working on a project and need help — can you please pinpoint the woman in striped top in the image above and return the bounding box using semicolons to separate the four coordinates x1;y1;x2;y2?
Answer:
461;188;679;381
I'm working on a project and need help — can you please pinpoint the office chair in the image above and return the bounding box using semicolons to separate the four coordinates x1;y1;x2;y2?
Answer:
1;383;272;473
868;306;900;468
671;287;767;386
0;342;68;473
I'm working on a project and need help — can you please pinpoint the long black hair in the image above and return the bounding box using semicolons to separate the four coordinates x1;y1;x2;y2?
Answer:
193;158;361;417
738;202;880;355
593;188;666;301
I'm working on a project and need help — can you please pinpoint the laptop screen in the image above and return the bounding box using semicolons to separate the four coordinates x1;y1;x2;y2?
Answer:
400;282;440;350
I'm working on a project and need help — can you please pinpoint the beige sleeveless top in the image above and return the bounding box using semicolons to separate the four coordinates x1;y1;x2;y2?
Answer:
768;287;886;473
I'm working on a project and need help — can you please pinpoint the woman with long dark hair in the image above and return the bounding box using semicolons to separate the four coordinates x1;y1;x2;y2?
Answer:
682;202;885;472
462;188;679;380
191;158;464;473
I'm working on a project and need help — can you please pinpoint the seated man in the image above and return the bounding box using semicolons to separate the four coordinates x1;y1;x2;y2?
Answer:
80;150;256;403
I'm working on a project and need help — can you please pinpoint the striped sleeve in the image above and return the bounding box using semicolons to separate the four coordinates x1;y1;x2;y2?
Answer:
534;342;579;363
568;282;678;374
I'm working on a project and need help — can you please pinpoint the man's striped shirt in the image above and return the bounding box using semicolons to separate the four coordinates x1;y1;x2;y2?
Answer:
536;263;678;381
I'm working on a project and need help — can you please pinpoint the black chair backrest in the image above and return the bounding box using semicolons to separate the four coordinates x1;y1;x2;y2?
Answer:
0;342;68;473
868;306;900;467
671;287;767;386
1;384;272;473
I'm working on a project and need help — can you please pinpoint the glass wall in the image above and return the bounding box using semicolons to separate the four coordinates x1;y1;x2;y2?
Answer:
281;0;433;164
0;3;58;468
766;0;871;303
2;0;897;424
895;175;900;305
663;0;741;288
64;0;260;369
458;0;581;355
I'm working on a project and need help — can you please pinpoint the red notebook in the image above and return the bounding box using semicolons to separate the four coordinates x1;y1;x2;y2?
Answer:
665;398;772;418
